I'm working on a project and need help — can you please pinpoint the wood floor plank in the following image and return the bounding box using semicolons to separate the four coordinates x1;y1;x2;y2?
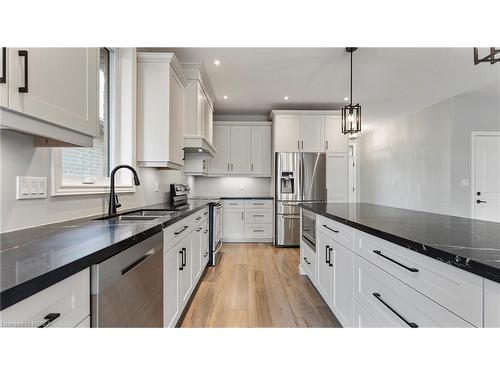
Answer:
180;243;340;328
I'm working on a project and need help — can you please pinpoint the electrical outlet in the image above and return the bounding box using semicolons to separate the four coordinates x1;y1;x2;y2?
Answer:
16;177;47;200
239;185;245;191
154;181;159;192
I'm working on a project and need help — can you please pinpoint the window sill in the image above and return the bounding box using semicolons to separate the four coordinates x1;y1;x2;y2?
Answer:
52;184;136;197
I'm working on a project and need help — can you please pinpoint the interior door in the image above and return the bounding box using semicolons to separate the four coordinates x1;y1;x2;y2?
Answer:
474;134;500;222
0;47;7;108
8;48;98;137
230;126;251;174
301;115;325;152
250;126;271;175
210;126;231;174
275;114;301;152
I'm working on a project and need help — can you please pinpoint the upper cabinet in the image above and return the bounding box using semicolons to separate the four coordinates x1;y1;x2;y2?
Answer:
181;61;216;157
137;52;188;169
0;48;98;147
208;122;272;176
271;110;348;153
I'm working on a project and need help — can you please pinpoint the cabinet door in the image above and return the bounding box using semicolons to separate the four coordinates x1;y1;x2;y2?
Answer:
222;208;245;239
164;244;181;327
325;115;348;152
326;152;348;203
230;126;252;174
250;126;271;175
301;115;325;152
169;69;185;166
331;242;354;327
210;126;231;174
203;94;213;145
316;231;333;306
0;47;7;108
8;48;98;137
179;237;193;308
274;114;301;152
201;227;209;267
484;279;500;327
192;226;203;282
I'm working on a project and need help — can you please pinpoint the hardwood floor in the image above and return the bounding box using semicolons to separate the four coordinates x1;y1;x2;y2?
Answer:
180;243;340;328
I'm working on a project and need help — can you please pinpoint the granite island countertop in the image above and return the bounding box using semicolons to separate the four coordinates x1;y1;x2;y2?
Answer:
0;201;212;310
299;203;500;283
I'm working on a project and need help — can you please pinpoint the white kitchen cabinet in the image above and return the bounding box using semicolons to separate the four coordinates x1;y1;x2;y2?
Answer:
0;47;7;108
325;114;348;152
223;199;273;242
331;241;354;327
316;231;333;305
326;152;349;203
203;93;213;145
230;126;252;174
192;225;203;282
222;207;245;240
163;240;181;328
250;125;272;175
273;114;301;152
137;52;187;169
301;115;325;152
0;48;98;147
484;278;500;327
179;236;193;309
210;126;231;174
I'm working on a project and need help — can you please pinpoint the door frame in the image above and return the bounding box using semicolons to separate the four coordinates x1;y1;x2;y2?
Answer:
470;131;500;219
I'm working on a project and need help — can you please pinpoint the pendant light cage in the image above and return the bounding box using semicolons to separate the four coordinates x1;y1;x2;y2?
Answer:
473;47;500;65
341;47;362;135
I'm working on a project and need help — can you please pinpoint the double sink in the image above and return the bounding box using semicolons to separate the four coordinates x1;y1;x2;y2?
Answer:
96;209;179;222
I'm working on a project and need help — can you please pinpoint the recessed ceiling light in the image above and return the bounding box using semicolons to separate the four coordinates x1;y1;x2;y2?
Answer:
344;97;349;101
223;95;228;100
214;60;220;66
284;96;289;100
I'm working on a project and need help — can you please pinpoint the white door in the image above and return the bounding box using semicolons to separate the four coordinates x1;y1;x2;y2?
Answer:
274;114;301;152
210;126;231;174
331;242;354;327
163;244;180;327
0;47;7;108
179;236;193;308
222;209;245;240
326;152;348;203
169;69;185;166
325;115;348;152
473;134;500;222
250;126;271;175
192;226;202;281
301;115;325;152
8;48;98;137
230;126;252;174
316;231;332;305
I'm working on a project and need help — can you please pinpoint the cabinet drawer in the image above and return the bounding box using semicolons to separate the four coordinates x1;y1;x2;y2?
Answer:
1;269;90;328
245;209;273;223
245;223;272;238
354;230;483;327
300;240;316;284
244;200;273;209
353;254;472;327
223;200;245;209
191;210;207;227
164;217;191;246
317;215;354;250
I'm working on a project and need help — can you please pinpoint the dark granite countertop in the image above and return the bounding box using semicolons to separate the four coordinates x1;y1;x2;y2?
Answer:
299;203;500;283
0;201;210;310
220;197;273;200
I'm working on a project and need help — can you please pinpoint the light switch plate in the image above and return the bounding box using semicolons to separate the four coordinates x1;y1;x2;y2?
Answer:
16;177;48;199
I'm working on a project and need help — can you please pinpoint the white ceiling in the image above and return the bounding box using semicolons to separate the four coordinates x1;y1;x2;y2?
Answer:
142;48;500;127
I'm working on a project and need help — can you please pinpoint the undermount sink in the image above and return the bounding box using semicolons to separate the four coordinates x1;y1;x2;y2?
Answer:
122;209;177;217
95;209;178;221
119;216;160;221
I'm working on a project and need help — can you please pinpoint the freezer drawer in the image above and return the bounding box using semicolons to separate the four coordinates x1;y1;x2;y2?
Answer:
275;214;300;247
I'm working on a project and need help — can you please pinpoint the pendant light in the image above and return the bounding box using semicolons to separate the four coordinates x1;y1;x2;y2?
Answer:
341;47;361;135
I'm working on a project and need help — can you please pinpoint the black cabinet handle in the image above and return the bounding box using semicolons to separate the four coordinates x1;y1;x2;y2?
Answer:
0;47;6;84
182;248;187;267
476;199;487;204
303;257;311;265
325;245;330;265
322;224;339;233
372;293;418;328
37;313;61;328
196;228;202;232
328;246;333;267
373;250;418;272
178;250;184;270
18;50;28;93
174;225;188;235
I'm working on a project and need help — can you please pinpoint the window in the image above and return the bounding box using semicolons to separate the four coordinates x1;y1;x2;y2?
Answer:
51;48;137;196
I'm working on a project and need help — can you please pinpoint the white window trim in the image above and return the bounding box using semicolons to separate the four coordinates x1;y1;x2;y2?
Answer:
51;48;138;196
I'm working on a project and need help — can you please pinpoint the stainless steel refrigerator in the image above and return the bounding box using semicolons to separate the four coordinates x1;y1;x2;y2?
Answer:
275;152;326;247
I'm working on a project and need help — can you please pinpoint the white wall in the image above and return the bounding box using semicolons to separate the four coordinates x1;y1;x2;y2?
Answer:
188;176;272;198
359;81;500;217
0;130;186;232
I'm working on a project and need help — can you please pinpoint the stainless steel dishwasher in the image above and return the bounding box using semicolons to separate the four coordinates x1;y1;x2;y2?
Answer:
91;231;163;327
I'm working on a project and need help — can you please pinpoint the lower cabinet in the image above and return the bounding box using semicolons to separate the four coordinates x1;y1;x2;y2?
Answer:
222;207;245;240
222;199;273;242
484;279;500;327
179;236;193;308
164;239;181;328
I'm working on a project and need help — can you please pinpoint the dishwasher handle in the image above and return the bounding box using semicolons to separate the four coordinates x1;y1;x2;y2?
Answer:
121;249;155;276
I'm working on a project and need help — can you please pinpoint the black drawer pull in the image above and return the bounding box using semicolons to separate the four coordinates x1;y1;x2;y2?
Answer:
373;250;419;273
0;47;6;84
372;292;418;328
322;224;339;233
196;228;202;232
303;257;311;265
37;313;61;328
18;50;28;93
253;229;264;232
253;214;265;217
196;216;202;220
174;225;188;235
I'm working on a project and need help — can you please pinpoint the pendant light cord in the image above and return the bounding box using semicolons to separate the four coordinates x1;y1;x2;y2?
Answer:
350;49;353;106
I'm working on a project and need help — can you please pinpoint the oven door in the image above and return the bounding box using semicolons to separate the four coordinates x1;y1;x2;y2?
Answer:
301;210;316;249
